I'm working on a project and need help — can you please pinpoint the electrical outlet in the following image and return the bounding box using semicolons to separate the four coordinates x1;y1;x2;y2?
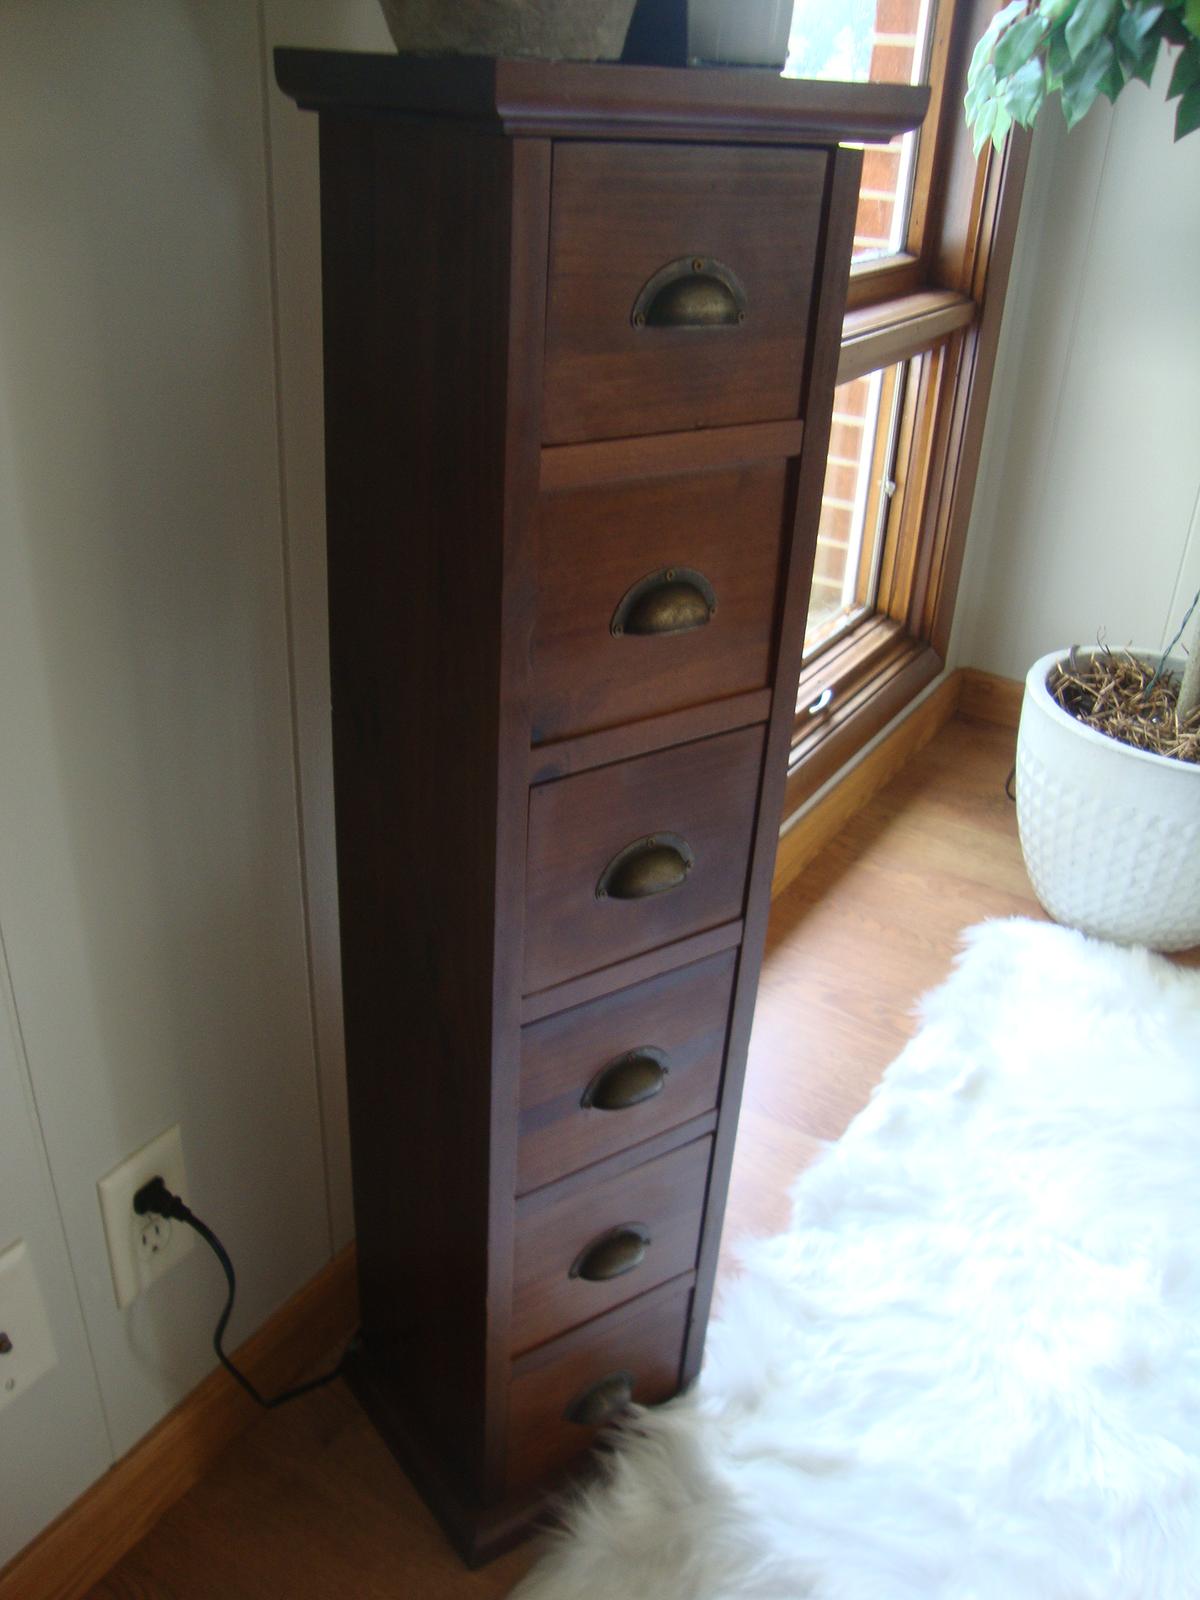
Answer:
0;1240;58;1414
98;1125;194;1309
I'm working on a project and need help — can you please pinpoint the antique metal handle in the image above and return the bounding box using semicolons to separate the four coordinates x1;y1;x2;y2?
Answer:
570;1224;651;1283
582;1048;669;1111
565;1369;635;1428
632;256;747;329
596;834;694;901
611;566;717;638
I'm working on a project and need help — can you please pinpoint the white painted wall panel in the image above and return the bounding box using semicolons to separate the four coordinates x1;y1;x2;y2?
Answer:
0;0;329;1467
0;930;112;1565
954;58;1200;679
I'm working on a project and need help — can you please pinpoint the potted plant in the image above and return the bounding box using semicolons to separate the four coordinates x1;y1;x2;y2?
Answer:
966;0;1200;951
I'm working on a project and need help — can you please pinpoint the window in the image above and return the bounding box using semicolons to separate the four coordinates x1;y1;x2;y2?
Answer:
783;0;1030;816
787;0;938;262
804;363;905;656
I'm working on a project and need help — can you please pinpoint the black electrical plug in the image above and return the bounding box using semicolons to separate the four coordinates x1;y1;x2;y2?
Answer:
130;1174;348;1410
133;1174;191;1223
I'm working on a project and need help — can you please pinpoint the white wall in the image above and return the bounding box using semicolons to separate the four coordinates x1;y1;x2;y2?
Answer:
953;54;1200;679
0;0;386;1561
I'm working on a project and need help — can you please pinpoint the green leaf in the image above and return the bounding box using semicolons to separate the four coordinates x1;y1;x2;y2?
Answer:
1060;34;1117;123
1176;79;1200;132
1065;0;1119;58
1099;55;1126;96
1161;11;1192;44
1184;0;1200;37
1047;22;1074;83
965;59;997;119
1117;1;1164;47
1005;55;1049;120
991;106;1015;148
1125;33;1162;81
968;0;1027;88
994;13;1048;77
971;98;998;156
1168;39;1200;95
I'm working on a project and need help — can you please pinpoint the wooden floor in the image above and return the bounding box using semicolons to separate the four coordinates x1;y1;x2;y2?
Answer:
89;713;1048;1599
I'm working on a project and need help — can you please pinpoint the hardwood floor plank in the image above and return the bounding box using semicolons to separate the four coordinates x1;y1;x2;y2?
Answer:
721;714;1040;1274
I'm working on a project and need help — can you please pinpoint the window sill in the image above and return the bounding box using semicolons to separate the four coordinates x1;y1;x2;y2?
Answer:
785;619;942;819
838;289;974;385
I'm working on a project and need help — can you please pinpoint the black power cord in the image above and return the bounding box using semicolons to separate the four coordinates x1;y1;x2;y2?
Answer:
133;1176;347;1410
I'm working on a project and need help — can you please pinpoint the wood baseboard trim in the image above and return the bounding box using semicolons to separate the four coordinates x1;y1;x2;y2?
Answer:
958;666;1023;729
0;1246;359;1600
772;669;963;899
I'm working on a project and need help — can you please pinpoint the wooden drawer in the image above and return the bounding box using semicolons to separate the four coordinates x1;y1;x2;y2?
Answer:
543;141;826;444
507;1281;693;1490
531;464;789;745
518;949;736;1194
524;725;765;994
512;1136;710;1354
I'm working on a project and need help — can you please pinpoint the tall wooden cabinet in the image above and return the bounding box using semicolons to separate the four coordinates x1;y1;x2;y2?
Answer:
276;50;926;1564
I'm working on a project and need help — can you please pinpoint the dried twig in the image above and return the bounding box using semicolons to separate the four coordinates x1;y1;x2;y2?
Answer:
1049;648;1200;766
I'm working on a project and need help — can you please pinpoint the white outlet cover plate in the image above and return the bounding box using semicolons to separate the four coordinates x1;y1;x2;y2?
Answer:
0;1239;58;1414
98;1124;194;1309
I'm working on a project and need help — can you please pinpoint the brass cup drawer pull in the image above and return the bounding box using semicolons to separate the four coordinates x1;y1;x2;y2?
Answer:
581;1048;669;1111
611;566;717;638
596;834;694;901
570;1224;651;1283
631;256;748;329
565;1369;635;1428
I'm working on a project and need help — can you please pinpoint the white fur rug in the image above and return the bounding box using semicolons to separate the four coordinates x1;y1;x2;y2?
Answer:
510;919;1200;1600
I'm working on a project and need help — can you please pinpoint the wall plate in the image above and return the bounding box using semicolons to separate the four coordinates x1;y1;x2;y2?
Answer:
97;1125;195;1309
0;1240;58;1414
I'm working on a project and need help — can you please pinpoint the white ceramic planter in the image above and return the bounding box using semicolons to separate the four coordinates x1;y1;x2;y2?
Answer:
1016;648;1200;951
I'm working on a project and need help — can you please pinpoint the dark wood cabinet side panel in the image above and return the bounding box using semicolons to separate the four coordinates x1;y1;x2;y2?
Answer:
318;116;518;1500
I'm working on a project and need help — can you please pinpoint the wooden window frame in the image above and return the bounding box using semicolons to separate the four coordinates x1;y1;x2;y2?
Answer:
786;0;1031;819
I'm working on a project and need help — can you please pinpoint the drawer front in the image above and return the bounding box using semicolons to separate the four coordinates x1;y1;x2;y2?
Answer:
543;141;826;444
531;464;789;745
524;724;765;994
506;1281;693;1491
511;1137;711;1354
518;949;736;1194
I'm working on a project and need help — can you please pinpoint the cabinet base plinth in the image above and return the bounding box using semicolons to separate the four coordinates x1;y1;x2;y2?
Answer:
343;1343;568;1568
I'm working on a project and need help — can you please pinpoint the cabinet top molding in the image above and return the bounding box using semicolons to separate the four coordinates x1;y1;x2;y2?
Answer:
274;49;929;146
